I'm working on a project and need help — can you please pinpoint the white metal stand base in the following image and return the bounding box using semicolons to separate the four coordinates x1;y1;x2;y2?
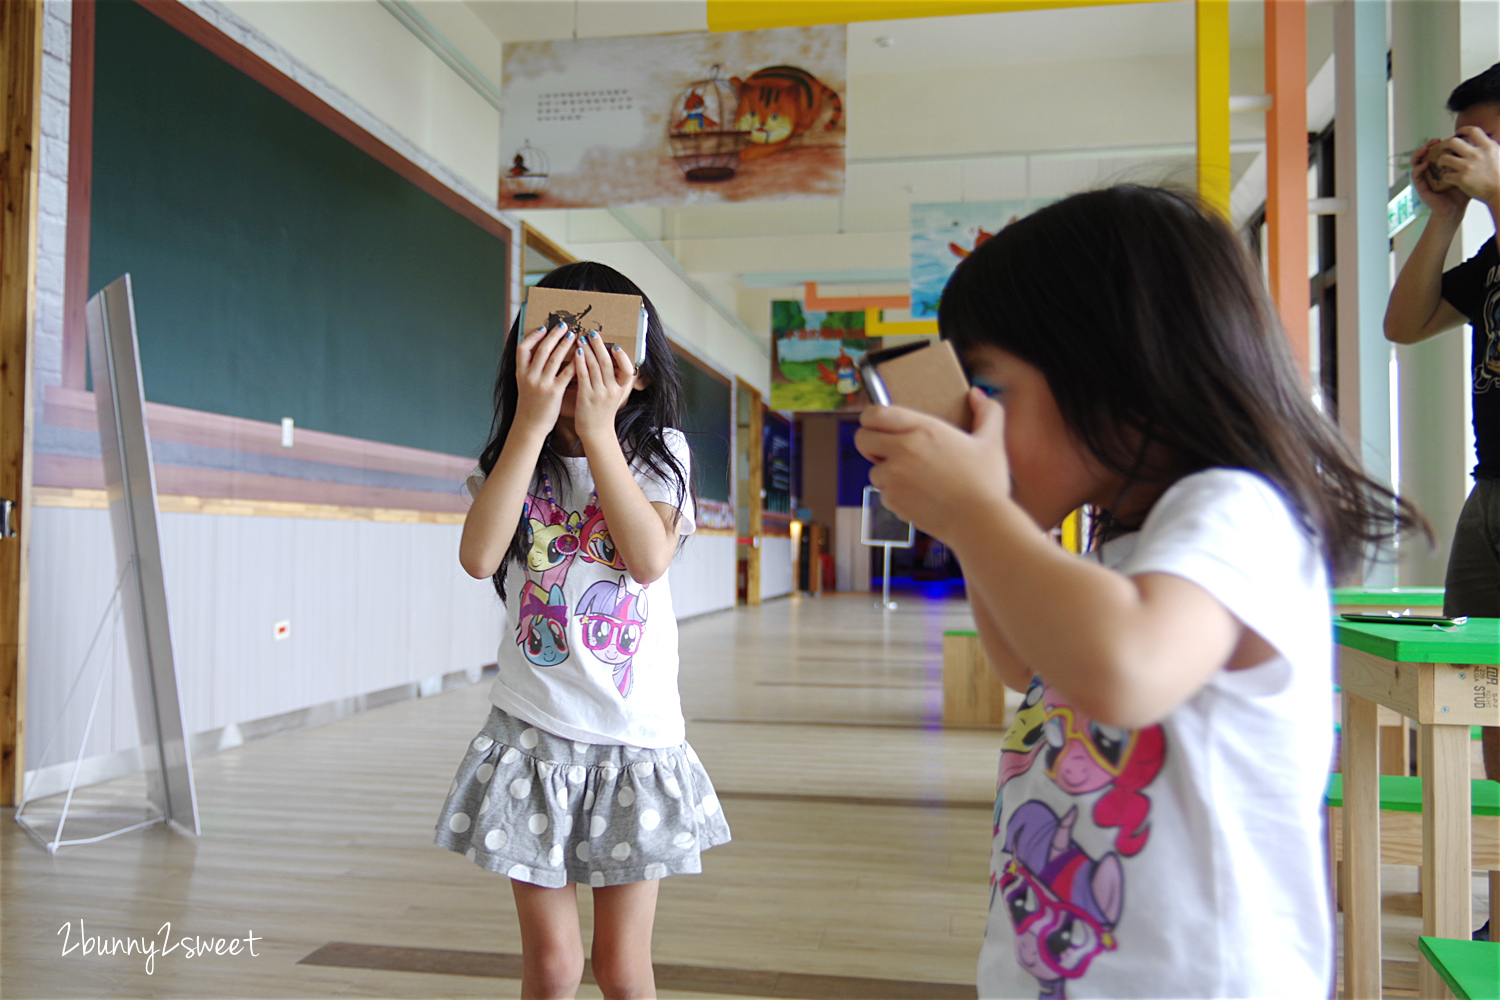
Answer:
14;562;169;853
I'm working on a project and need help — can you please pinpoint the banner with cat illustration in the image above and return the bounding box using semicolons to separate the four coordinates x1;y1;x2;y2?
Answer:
909;200;1054;319
500;27;845;207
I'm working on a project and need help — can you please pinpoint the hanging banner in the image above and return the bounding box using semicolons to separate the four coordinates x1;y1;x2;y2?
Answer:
770;300;876;412
501;27;845;207
909;200;1051;319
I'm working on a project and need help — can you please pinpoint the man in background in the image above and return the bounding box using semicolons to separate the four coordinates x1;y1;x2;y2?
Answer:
1384;61;1500;942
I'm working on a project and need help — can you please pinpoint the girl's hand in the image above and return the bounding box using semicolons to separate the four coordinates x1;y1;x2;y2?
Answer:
1412;138;1471;217
573;333;637;442
514;323;577;433
854;388;1012;545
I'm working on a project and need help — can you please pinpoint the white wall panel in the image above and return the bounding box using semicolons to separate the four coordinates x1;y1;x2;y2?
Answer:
25;507;502;779
668;533;735;620
760;536;794;601
834;506;872;593
289;518;361;709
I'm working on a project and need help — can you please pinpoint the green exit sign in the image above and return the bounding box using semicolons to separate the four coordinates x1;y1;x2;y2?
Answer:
1388;184;1420;239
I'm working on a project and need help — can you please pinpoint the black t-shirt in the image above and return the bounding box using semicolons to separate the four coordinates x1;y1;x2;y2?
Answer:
1441;236;1500;479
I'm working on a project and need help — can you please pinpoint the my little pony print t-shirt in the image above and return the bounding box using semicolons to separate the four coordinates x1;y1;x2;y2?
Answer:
976;469;1334;999
465;429;696;749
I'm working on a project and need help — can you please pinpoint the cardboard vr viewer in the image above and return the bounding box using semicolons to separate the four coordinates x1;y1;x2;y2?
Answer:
859;339;973;431
520;286;649;367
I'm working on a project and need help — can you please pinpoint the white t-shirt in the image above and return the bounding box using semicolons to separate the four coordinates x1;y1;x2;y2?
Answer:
466;428;696;748
976;469;1334;999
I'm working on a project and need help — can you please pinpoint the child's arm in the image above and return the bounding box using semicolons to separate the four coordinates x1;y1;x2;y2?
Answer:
459;324;578;580
857;393;1250;730
574;335;680;585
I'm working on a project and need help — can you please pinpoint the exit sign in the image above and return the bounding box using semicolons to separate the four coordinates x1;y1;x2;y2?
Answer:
1388;184;1420;239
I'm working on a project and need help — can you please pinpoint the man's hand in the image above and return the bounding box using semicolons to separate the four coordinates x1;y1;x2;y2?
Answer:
1432;126;1500;210
1413;138;1472;217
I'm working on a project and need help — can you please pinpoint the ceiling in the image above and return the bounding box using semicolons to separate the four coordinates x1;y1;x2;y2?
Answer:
458;0;1332;330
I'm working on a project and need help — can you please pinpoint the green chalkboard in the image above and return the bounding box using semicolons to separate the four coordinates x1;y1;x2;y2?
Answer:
675;354;730;502
89;0;506;458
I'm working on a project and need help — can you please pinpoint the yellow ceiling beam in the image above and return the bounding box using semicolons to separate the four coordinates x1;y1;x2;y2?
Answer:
707;0;1164;33
865;308;938;338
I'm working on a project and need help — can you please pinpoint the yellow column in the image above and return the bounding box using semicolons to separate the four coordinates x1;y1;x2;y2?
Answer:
1195;0;1231;217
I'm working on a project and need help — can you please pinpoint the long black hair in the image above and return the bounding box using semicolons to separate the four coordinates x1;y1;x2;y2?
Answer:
938;184;1427;581
478;261;693;599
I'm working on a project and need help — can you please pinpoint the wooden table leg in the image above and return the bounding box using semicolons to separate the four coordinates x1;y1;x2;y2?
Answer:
1418;722;1472;1000
1378;707;1409;775
1342;691;1382;999
1492;870;1499;935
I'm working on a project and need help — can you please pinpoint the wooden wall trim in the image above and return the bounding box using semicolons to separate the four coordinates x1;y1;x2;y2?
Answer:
61;0;514;388
33;487;467;525
43;385;472;480
1;0;45;805
523;223;577;267
132;1;512;246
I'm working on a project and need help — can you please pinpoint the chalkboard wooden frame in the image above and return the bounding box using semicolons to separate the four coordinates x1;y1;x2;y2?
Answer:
61;0;512;391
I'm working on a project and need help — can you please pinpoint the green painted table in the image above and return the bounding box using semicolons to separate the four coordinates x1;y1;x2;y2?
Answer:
1417;937;1499;1000
1332;585;1446;614
1335;618;1500;999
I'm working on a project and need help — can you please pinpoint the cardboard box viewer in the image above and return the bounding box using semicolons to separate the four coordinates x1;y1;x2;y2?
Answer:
520;286;649;368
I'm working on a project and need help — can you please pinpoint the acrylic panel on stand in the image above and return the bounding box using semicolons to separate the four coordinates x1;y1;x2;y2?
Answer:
501;27;845;207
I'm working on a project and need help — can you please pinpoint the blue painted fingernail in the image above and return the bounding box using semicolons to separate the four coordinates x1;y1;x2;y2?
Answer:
565;330;575;338
576;346;583;355
589;330;599;339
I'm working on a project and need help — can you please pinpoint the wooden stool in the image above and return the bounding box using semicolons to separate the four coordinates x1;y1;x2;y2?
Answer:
941;630;1008;726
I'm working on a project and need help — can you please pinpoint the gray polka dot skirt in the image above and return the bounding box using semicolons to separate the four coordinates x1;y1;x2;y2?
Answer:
434;707;731;888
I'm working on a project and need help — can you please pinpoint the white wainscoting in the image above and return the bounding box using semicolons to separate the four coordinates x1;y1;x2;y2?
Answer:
833;506;872;593
23;506;501;793
760;535;794;601
668;532;736;620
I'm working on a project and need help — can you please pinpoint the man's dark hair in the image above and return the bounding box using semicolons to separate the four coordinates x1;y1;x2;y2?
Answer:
1448;61;1500;113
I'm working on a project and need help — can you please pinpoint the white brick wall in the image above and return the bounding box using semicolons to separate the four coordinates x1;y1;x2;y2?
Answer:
33;0;71;409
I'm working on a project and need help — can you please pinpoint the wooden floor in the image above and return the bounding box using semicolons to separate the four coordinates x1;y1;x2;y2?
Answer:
1;591;1489;999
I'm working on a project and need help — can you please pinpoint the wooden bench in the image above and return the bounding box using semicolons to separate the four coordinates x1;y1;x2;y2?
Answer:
1328;772;1499;994
941;629;1008;726
1417;937;1499;1000
1325;773;1500;872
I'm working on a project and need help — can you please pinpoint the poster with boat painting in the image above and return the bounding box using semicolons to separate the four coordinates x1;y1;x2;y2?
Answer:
500;27;845;207
909;200;1053;319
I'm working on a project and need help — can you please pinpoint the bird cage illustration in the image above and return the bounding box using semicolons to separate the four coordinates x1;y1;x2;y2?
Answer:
667;65;749;182
503;139;550;202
